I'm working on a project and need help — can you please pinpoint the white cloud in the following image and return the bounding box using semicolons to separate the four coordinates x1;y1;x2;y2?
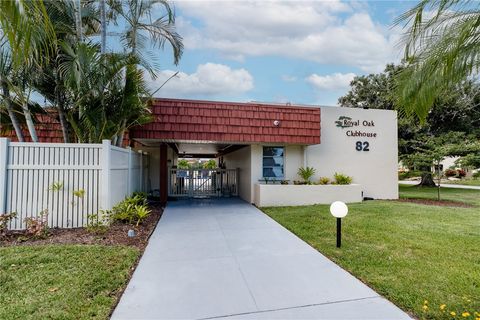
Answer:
177;1;400;72
281;75;297;82
306;72;356;91
149;63;254;97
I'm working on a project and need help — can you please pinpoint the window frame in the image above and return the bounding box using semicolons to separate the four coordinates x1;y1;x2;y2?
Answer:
262;146;285;179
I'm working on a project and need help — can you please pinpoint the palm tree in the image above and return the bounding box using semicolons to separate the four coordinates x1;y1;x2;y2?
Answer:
0;48;24;141
109;0;183;146
111;0;183;70
32;0;100;142
394;0;480;122
0;0;54;67
0;1;56;142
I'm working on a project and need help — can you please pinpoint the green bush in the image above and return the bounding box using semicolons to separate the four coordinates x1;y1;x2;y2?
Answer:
86;211;110;234
297;167;316;184
318;177;330;185
472;171;480;179
110;195;151;226
333;172;353;185
398;170;423;180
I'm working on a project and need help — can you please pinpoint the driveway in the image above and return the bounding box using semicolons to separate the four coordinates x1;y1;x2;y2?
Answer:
112;198;410;320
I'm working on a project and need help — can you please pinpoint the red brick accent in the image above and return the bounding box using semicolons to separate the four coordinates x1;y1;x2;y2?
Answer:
130;98;321;145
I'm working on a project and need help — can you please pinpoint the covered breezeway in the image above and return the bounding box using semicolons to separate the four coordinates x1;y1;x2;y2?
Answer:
128;98;322;204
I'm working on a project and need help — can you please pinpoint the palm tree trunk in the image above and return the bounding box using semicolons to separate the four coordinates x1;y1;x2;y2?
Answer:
21;101;38;142
75;0;83;42
57;104;69;143
55;69;69;143
116;119;127;147
100;0;106;54
1;80;24;141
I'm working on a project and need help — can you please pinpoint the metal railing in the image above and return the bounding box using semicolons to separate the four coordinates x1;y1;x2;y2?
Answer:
168;168;238;198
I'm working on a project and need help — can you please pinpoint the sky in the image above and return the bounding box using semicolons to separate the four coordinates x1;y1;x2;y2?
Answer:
122;0;415;106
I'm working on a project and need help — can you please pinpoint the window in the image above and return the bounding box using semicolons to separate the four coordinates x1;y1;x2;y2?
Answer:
263;146;284;178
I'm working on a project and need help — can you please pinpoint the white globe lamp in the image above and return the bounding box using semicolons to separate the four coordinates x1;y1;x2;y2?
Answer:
330;201;348;247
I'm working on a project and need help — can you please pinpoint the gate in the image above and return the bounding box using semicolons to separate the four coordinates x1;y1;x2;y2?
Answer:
168;168;238;198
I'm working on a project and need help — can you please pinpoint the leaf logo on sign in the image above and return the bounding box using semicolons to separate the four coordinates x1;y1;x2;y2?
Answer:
335;116;354;128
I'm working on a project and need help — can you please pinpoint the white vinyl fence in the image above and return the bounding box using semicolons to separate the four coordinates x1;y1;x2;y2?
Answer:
0;138;149;230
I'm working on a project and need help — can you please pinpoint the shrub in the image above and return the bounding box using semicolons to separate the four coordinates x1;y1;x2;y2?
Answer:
110;195;150;225
73;189;86;198
203;159;217;169
135;205;151;226
398;170;423;180
24;210;49;239
280;180;289;185
473;171;480;179
318;177;330;185
86;211;110;234
132;191;147;202
457;169;466;177
0;212;16;238
297;167;316;184
177;159;190;169
333;172;353;185
444;169;457;177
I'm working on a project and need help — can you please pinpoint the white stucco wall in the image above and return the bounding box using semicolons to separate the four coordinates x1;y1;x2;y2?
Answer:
254;184;363;206
306;107;398;199
223;146;252;202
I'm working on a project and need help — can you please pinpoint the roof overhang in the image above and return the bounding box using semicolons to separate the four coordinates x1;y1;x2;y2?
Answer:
130;98;321;146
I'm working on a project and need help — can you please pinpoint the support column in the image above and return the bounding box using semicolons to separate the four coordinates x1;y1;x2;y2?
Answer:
159;143;168;205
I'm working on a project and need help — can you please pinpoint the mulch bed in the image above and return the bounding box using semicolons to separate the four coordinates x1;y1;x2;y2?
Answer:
395;198;474;208
0;205;163;249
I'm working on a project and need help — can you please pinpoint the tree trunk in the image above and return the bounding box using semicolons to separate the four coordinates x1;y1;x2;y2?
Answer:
417;172;437;187
75;0;83;42
57;105;69;143
22;101;38;142
100;0;106;54
1;81;25;141
116;119;127;147
55;69;69;143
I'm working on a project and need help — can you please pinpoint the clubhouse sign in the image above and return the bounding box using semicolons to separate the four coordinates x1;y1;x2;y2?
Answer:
335;116;377;138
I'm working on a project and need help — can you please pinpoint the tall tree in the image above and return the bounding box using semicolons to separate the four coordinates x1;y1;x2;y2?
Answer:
340;64;480;156
394;0;480;122
0;48;24;141
109;0;183;145
0;0;55;142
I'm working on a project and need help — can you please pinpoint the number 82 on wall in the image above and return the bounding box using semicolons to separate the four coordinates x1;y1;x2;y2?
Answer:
355;141;370;151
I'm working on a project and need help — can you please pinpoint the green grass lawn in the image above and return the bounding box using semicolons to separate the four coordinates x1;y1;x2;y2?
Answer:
0;245;139;320
262;185;480;320
442;179;480;187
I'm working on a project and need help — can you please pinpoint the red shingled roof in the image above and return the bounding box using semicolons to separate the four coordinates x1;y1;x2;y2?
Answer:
130;98;321;145
1;98;322;145
1;110;64;143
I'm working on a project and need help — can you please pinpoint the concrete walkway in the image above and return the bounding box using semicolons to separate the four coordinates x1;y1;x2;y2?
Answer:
399;180;480;190
112;198;410;320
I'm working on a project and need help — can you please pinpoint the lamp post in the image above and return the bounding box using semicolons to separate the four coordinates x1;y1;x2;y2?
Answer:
330;201;348;248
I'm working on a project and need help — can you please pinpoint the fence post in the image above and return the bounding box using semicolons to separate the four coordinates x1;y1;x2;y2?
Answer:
127;147;132;195
138;150;143;192
101;140;112;210
0;138;9;214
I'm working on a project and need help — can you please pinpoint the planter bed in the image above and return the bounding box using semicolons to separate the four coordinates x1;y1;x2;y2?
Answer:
254;183;363;207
